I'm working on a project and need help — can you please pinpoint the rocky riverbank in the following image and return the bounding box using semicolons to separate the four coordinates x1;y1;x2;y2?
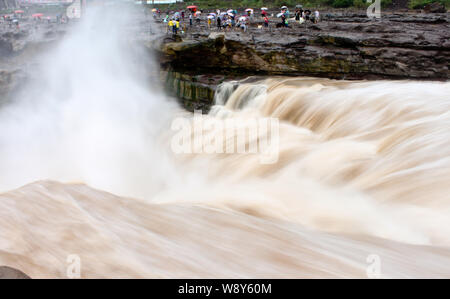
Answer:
154;10;449;109
0;10;448;111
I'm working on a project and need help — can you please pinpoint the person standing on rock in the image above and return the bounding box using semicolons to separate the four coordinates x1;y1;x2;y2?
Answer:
12;18;19;30
175;19;180;35
189;13;193;26
217;14;222;30
295;8;300;21
168;19;173;34
207;15;212;29
314;10;320;23
264;15;269;28
281;14;287;27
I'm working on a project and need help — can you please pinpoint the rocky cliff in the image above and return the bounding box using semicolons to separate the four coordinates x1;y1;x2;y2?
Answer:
158;13;449;80
155;12;449;109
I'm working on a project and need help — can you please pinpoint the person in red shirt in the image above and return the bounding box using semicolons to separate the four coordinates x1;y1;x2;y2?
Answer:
264;15;269;28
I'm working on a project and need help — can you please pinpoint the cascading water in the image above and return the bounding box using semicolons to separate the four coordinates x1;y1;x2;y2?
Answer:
0;6;449;278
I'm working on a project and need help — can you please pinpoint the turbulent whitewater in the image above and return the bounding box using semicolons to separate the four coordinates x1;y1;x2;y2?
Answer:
0;6;449;278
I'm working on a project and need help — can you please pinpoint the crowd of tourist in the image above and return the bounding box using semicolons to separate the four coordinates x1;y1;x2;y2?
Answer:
2;9;70;30
156;5;321;35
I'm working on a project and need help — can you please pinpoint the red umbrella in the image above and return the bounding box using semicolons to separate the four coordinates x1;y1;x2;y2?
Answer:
32;13;43;18
187;5;197;12
14;10;24;14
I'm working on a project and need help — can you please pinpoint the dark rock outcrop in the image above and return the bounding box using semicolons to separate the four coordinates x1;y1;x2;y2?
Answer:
156;13;450;83
0;266;31;279
161;70;219;111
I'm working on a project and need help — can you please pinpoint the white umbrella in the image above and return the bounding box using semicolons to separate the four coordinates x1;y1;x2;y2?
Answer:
281;6;288;9
239;16;247;21
208;12;216;16
245;8;253;12
207;15;214;19
228;13;234;17
220;12;227;15
261;7;268;10
227;9;234;13
277;12;283;17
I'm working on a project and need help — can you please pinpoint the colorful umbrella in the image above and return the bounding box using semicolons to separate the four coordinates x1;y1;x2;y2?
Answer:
14;10;24;14
187;5;197;9
32;13;43;18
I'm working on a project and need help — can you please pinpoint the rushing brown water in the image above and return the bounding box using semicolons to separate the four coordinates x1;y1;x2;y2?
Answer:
0;7;449;278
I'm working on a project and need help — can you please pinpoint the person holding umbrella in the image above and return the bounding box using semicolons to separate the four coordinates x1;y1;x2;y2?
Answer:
14;10;24;19
281;6;290;18
237;16;247;32
229;12;235;28
187;5;197;13
296;4;304;20
261;7;268;17
277;12;288;28
195;11;201;25
207;14;213;29
12;18;19;29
